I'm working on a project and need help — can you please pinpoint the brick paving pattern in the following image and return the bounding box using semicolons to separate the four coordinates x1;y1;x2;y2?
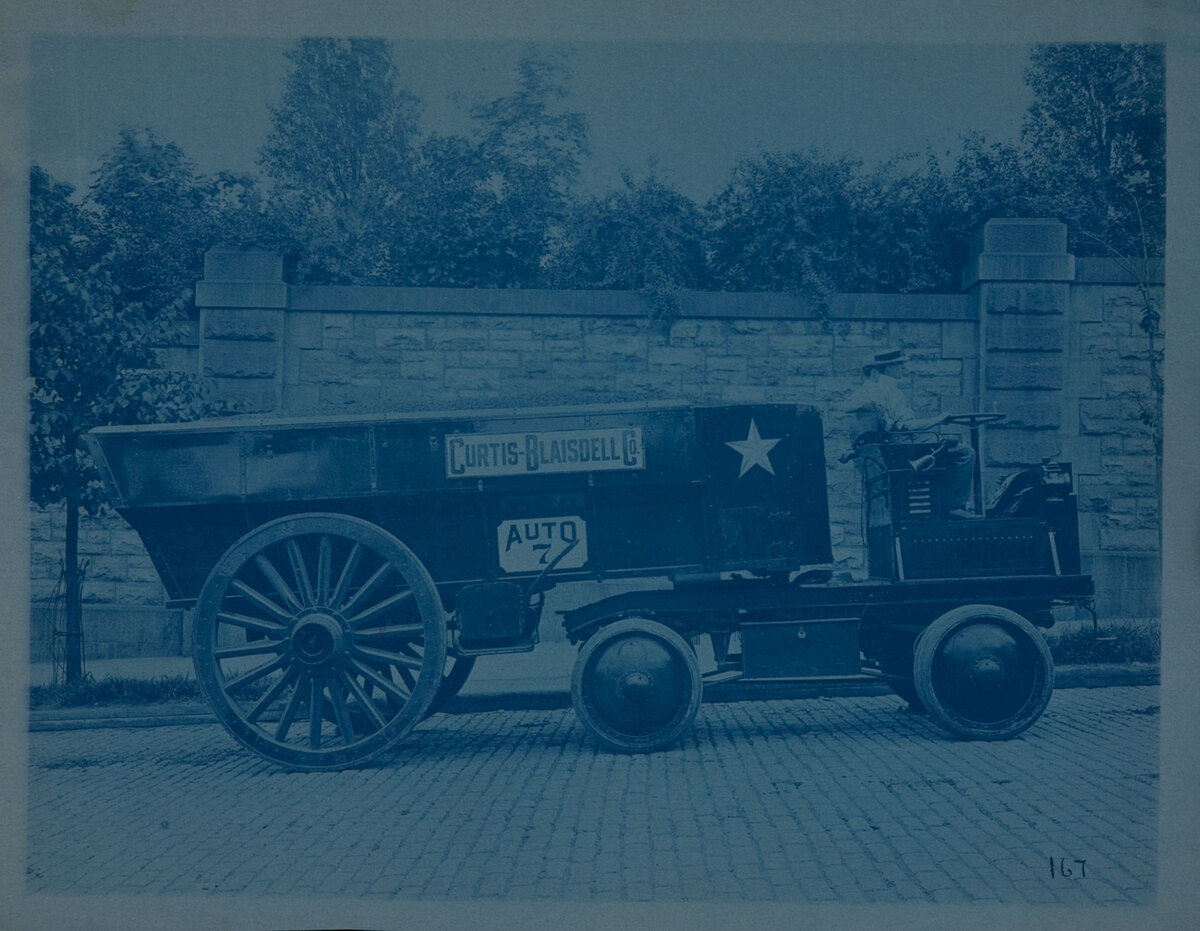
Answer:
27;686;1157;903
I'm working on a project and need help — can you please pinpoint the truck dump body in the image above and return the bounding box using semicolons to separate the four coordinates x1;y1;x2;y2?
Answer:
87;401;832;603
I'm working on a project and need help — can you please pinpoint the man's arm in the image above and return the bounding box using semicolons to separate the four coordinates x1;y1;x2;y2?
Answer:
898;412;949;431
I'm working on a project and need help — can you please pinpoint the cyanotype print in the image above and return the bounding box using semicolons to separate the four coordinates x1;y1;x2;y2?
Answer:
23;31;1165;917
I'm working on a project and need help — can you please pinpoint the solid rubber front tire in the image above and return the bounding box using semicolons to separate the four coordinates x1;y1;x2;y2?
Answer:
571;619;702;753
913;604;1053;741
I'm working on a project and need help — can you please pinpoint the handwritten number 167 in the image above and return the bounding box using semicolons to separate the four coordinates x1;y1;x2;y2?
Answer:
1051;858;1086;878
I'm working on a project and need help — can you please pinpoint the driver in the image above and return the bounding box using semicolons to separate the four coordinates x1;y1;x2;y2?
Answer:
843;347;977;518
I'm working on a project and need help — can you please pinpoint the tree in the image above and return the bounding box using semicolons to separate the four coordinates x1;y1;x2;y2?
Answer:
470;45;589;287
849;154;961;294
387;132;500;288
259;38;422;283
546;165;708;317
30;167;208;681
706;149;955;297
256;41;589;288
939;45;1165;266
87;127;225;318
205;169;284;254
1021;43;1165;258
706;150;856;296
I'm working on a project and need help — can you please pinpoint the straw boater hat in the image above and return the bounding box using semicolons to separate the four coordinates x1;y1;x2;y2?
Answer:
863;347;909;375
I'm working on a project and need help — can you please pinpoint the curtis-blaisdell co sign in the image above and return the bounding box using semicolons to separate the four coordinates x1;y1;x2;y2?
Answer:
446;426;644;573
445;426;644;478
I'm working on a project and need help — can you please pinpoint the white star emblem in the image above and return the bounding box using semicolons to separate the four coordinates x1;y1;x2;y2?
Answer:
725;419;781;478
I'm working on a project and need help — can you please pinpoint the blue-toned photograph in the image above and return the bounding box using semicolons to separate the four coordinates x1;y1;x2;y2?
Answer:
21;23;1169;923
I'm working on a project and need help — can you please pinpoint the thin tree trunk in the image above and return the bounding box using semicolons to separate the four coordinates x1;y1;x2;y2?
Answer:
64;488;83;682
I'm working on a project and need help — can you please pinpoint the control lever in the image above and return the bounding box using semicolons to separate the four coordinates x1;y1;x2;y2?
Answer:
525;537;580;598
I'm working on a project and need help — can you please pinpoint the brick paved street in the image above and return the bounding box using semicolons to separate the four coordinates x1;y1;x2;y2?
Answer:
26;686;1157;905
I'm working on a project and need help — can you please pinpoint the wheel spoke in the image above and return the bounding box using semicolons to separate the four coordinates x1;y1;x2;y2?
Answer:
214;641;284;660
254;554;303;613
224;654;288;693
352;622;426;640
275;672;308;741
229;580;293;623
309;676;325;749
331;542;363;611
317;536;333;606
287;539;315;607
351;658;412;703
347;589;416;630
247;668;298;723
340;563;391;618
328;680;357;745
216;610;288;637
353;643;424;671
341;670;389;731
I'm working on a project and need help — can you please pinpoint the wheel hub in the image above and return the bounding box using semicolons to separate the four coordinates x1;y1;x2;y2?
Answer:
970;655;1006;689
934;622;1036;723
619;670;656;704
290;613;346;666
588;637;686;736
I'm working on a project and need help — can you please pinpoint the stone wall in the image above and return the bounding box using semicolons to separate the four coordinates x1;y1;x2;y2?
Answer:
964;220;1162;617
29;504;187;662
31;219;1164;660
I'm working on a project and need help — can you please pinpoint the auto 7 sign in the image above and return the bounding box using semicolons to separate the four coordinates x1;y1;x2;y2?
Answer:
445;427;644;478
497;516;589;573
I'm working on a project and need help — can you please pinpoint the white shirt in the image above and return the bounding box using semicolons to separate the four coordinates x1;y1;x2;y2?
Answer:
842;373;916;433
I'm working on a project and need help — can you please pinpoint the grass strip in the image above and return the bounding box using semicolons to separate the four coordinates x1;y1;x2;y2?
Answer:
31;673;203;709
1044;620;1160;666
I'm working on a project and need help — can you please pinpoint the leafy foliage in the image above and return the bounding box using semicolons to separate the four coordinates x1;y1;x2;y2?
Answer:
88;128;223;318
392;133;499;287
705;151;961;297
547;166;707;317
259;41;589;289
1021;43;1165;258
29;167;209;514
706;150;857;295
469;46;590;288
251;40;1163;299
260;38;423;283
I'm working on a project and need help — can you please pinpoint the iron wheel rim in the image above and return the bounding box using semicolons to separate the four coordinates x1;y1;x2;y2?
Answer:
193;514;446;770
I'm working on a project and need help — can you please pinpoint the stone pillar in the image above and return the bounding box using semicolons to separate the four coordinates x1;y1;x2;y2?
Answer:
962;219;1081;494
194;247;288;413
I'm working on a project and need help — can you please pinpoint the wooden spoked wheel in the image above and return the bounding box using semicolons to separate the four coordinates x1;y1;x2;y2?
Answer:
913;604;1054;741
571;618;702;753
193;514;447;771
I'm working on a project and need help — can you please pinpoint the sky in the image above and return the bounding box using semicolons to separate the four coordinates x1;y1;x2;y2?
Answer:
29;37;1035;203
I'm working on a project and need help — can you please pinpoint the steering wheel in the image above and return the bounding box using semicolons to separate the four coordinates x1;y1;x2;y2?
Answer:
943;412;1006;427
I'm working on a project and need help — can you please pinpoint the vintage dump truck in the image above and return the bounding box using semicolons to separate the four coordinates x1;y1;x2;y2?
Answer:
86;401;1093;770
